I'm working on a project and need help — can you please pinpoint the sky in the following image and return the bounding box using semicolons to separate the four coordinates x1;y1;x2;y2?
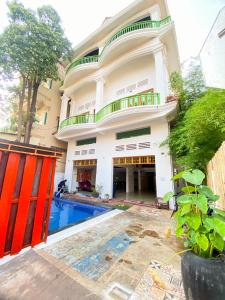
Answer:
0;0;224;62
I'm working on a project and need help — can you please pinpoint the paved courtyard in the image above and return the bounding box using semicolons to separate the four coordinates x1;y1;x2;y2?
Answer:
0;206;184;300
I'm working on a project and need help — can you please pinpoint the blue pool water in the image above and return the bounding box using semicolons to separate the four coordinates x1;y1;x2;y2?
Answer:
48;198;110;234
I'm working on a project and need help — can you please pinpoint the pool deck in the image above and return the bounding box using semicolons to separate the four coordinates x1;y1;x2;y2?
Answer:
64;192;158;207
0;206;184;300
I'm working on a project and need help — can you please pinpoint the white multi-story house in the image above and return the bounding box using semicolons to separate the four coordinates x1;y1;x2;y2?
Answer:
199;6;225;89
57;0;180;208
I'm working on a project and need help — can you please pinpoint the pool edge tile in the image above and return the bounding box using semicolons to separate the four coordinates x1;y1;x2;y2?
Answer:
35;209;123;249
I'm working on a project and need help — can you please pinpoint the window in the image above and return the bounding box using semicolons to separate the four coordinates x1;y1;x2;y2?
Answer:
76;137;96;146
41;112;48;125
116;127;151;140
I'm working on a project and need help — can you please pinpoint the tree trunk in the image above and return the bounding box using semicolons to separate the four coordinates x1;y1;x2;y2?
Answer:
23;80;33;143
16;76;26;142
26;80;32;116
24;79;40;144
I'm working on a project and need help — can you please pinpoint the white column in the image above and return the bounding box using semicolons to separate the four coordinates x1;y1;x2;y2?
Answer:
154;49;167;104
155;152;174;209
150;5;161;20
96;157;113;198
59;94;70;125
64;158;73;192
95;78;105;111
98;46;104;53
72;167;78;191
138;170;142;192
64;141;74;192
126;167;134;193
95;133;113;198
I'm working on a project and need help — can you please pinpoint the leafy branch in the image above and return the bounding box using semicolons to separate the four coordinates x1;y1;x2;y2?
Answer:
0;0;72;143
164;169;225;258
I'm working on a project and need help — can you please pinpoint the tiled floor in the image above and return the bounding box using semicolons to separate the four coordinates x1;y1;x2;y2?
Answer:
72;232;132;280
0;205;184;300
115;191;155;203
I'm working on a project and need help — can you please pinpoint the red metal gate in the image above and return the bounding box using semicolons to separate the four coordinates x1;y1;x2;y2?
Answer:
0;139;62;257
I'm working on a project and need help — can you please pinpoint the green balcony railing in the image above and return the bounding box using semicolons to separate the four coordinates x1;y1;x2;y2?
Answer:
159;16;171;26
95;92;160;122
66;55;99;75
60;114;95;129
60;92;160;130
101;16;171;54
66;16;171;75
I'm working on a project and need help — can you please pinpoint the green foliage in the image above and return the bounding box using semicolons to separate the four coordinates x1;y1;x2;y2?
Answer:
168;88;225;170
163;169;225;258
0;1;72;81
170;71;184;99
169;65;205;113
166;65;224;170
0;1;72;142
113;204;131;210
183;65;205;107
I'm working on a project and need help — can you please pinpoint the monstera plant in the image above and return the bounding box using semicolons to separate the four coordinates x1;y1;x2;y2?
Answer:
164;169;225;300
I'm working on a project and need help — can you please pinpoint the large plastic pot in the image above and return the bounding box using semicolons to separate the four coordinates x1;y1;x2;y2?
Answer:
181;251;225;300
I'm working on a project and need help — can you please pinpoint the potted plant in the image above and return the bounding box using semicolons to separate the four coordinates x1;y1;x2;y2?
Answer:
96;184;103;199
164;169;225;300
104;193;110;201
91;187;99;198
92;184;103;198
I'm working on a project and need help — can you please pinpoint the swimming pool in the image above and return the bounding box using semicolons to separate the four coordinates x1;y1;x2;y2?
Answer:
48;198;111;234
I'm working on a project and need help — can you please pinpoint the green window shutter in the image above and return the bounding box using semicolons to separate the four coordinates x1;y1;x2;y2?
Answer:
41;112;48;125
44;112;48;125
116;127;150;140
76;137;96;146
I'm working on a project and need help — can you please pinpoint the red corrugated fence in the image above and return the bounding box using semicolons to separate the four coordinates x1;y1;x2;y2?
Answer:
0;139;62;257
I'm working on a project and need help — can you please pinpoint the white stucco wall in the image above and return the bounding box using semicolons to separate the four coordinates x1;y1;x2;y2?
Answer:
104;55;155;104
151;120;174;207
64;140;75;192
54;172;65;192
59;1;180;210
64;118;174;208
71;83;96;115
199;7;225;89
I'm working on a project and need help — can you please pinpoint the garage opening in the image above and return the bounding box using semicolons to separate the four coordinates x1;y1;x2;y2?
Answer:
74;159;97;193
113;156;156;203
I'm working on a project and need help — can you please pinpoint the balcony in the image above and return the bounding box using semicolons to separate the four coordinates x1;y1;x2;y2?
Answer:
66;55;99;75
95;92;160;122
60;114;95;130
58;92;178;139
65;16;171;76
101;16;171;54
59;92;160;130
